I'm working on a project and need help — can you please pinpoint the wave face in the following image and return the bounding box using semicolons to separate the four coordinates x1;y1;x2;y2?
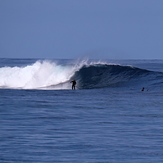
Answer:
0;60;163;90
72;64;156;89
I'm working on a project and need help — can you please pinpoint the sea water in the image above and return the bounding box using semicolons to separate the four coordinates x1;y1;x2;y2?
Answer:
0;59;163;163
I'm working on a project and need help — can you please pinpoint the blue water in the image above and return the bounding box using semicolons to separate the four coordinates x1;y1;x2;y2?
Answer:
0;59;163;162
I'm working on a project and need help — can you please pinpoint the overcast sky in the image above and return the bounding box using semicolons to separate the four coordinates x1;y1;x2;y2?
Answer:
0;0;163;59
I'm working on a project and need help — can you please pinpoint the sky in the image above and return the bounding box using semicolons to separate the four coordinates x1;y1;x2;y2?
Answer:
0;0;163;59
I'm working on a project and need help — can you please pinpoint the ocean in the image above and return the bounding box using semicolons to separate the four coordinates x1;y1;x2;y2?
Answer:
0;58;163;163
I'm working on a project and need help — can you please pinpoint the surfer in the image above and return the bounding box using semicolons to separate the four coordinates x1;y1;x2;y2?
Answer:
70;80;76;90
141;87;145;91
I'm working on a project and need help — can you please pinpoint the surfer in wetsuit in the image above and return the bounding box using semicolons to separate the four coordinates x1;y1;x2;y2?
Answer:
70;80;76;90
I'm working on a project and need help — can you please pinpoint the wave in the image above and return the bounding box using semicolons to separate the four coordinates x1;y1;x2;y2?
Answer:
71;64;158;89
0;60;162;90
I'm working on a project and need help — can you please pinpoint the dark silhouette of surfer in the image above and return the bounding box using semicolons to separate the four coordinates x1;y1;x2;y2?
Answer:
142;87;145;91
70;80;76;90
141;87;148;91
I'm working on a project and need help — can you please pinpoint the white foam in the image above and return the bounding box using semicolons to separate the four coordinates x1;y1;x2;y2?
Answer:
0;60;82;89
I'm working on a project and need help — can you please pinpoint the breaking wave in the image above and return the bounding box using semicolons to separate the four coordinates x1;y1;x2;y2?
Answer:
0;60;162;90
0;60;79;89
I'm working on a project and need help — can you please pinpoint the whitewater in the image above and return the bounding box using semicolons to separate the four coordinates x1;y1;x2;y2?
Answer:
0;60;81;89
0;58;163;163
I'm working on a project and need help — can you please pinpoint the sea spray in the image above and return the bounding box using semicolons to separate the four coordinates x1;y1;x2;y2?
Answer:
0;60;80;89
